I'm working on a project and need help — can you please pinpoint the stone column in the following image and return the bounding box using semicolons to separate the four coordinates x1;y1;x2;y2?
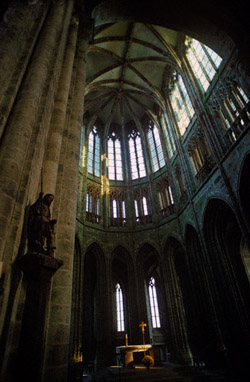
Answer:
0;2;47;139
43;18;91;382
165;251;193;365
0;1;68;263
17;253;63;382
42;17;79;195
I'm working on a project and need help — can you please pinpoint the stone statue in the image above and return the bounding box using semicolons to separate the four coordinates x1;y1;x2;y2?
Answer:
27;192;57;255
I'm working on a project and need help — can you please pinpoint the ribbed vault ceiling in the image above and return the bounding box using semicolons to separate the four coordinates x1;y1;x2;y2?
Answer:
84;22;183;126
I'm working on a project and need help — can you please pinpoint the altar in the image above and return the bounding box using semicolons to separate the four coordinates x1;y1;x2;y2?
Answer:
116;344;153;367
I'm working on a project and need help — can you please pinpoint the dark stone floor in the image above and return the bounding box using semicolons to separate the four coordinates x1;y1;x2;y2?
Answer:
84;362;246;382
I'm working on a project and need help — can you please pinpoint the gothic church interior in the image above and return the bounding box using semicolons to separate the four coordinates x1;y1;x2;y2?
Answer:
0;1;249;381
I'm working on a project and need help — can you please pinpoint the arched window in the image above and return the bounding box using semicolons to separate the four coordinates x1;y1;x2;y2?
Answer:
185;37;222;93
112;199;118;218
134;192;151;225
142;196;149;215
147;123;165;172
128;130;146;180
115;283;125;332
161;114;176;158
110;191;126;226
88;126;100;177
107;132;123;181
170;72;195;136
148;277;161;328
86;186;100;224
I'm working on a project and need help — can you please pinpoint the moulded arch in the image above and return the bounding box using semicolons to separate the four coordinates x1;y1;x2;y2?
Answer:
110;244;132;261
201;195;234;233
137;242;161;279
164;235;185;260
111;245;133;286
184;224;203;260
85;241;106;263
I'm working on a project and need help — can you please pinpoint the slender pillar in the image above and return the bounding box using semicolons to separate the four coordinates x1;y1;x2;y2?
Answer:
17;253;63;382
43;17;92;382
42;16;78;195
165;251;193;365
0;2;47;139
0;1;67;262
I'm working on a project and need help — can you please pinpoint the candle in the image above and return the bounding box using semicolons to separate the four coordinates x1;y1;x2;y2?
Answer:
125;333;128;346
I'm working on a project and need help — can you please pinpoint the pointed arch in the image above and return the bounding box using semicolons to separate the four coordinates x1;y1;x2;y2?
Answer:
111;246;136;346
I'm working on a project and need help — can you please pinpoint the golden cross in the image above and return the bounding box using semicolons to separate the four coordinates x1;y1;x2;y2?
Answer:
139;321;147;345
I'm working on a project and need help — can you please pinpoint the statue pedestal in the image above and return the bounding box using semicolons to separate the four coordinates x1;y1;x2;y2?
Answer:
17;252;63;381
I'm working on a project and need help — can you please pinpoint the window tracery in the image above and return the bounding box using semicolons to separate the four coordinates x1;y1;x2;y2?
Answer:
147;122;165;172
107;131;123;181
156;177;174;218
210;80;250;146
169;72;195;136
187;129;213;182
134;187;152;225
128;130;146;179
185;37;222;92
115;283;125;332
86;184;100;223
160;113;176;158
88;126;100;177
109;189;126;227
148;277;161;328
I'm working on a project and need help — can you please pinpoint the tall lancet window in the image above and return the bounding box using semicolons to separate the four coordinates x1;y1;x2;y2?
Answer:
88;126;100;177
170;72;195;136
148;277;161;328
115;283;125;332
107;132;123;180
147;123;165;172
185;37;222;93
128;130;146;180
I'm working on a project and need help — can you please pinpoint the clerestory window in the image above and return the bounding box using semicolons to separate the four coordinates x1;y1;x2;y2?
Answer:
185;37;223;92
88;126;100;177
147;123;165;172
161;114;176;159
148;277;161;328
115;283;125;332
128;130;146;180
107;132;123;181
170;72;195;136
